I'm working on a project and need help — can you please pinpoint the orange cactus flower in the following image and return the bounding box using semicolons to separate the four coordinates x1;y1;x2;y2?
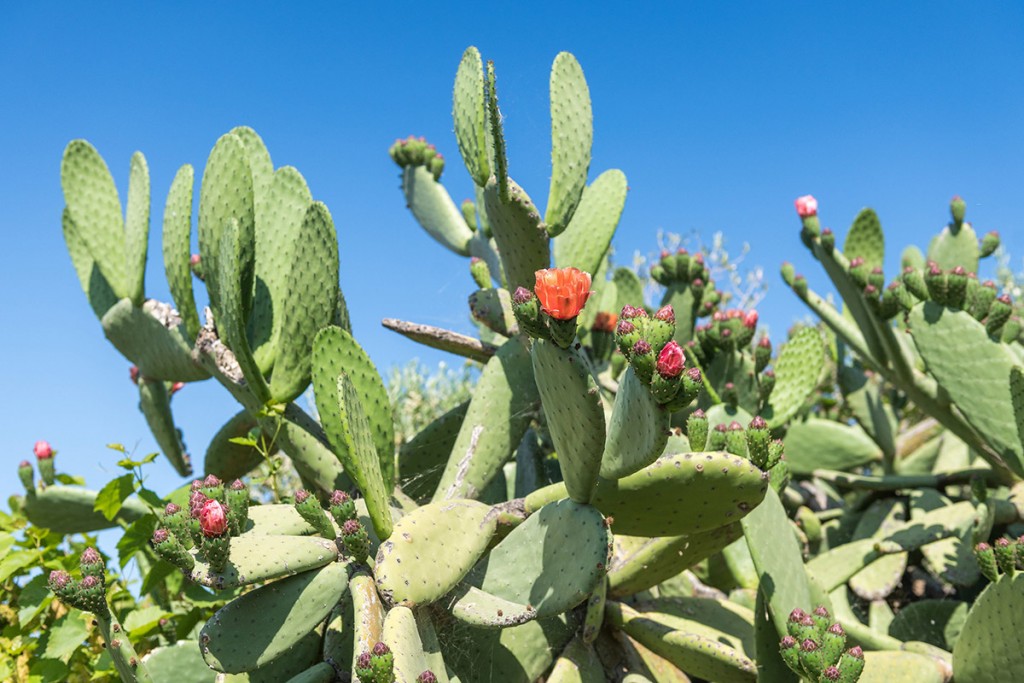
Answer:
534;268;592;320
592;311;618;333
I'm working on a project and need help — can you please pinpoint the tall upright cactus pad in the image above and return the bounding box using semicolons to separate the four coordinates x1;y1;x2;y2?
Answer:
162;163;200;341
311;351;393;539
61;140;130;299
764;326;824;428
531;339;605;503
908;302;1024;477
601;367;671;479
432;337;538;502
928;221;979;273
62;207;119;318
545;52;592;237
400;163;476;256
199;131;257;320
552;169;628;279
267;202;340;403
453;46;489;188
311;326;396;489
483;176;550;292
450;499;610;627
137;376;191;476
101;299;208;381
124;151;150;306
199;561;349;673
952;574;1024;683
844;208;885;272
375;499;495;607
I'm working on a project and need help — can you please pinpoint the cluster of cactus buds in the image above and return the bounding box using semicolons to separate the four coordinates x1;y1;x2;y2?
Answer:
512;267;593;348
294;488;373;562
153;475;248;573
354;642;395;683
613;304;702;409
48;547;110;618
974;536;1024;581
780;607;864;683
388;135;445;181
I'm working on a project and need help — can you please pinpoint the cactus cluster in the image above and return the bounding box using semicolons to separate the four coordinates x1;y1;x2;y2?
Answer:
13;43;1024;683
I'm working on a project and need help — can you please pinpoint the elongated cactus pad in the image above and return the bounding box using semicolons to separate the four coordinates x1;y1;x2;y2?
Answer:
23;486;149;535
783;417;882;474
601;367;670;479
453;46;490;188
552;169;627;279
188;535;340;591
545;52;592;237
102;299;209;381
764;326;824;428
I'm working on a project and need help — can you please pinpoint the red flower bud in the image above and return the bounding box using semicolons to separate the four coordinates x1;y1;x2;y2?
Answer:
743;310;759;329
656;341;685;379
199;499;228;537
512;286;534;305
170;382;185;395
794;195;818;218
152;528;170;544
190;254;201;266
33;441;53;459
130;366;140;384
592;311;618;333
533;267;592;320
164;502;180;516
620;304;646;319
654;305;675;323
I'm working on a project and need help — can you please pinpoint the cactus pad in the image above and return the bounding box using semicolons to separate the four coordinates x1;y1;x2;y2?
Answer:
483;176;550;292
188;535;340;591
23;486;149;535
545;52;592;237
453;46;489;188
101;299;209;381
783;418;882;474
162;164;201;341
764;326;824;428
601;367;670;479
552;169;627;279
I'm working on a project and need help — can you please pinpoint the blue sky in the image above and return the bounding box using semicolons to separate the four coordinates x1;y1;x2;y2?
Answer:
3;3;1023;505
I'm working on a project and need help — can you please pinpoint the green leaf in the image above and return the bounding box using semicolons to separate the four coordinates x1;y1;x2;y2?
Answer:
106;443;127;454
0;549;43;583
17;573;53;626
54;474;86;486
29;658;69;683
228;436;257;447
116;452;158;469
136;487;165;510
43;612;89;660
123;605;170;637
117;515;158;569
94;474;137;522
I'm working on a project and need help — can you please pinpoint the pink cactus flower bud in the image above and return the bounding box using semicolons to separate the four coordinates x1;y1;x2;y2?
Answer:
656;342;685;379
743;310;759;329
850;257;864;268
189;490;208;518
616;320;636;336
80;575;100;589
191;479;203;491
330;490;351;506
827;622;845;636
976;542;991;551
678;247;688;255
758;336;771;348
800;638;819;652
199;499;228;537
372;642;391;656
779;635;797;649
190;254;201;266
686;367;702;382
152;528;170;544
794;195;818;218
660;250;670;259
170;382;185;395
789;608;807;622
654;305;675;323
33;441;53;460
295;489;310;504
81;547;102;566
19;459;31;468
203;474;221;488
164;503;180;516
342;518;362;536
512;286;534;305
632;340;652;356
130;366;140;384
357;652;373;668
691;409;706;419
470;256;482;265
418;672;438;683
728;421;743;431
621;304;647;319
749;416;767;430
229;479;245;491
847;646;864;659
823;667;841;681
49;570;71;591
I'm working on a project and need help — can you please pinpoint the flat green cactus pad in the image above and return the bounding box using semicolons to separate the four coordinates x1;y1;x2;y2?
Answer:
928;221;979;273
124;151;150;306
889;599;967;651
953;573;1024;682
860;651;947;683
910;489;978;586
22;486;149;535
383;605;450;683
437;610;579;683
783;417;883;475
398;401;469;502
375;499;495;607
143;640;216;683
200;561;348;672
242;504;316;537
608;524;742;598
402;164;475;256
764;326;824;428
453;46;490;188
62;207;120;319
552;169;628;279
162;163;201;341
838;364;897;460
543;451;767;538
188;535;340;591
483;176;550;292
532;340;605;502
350;571;385;673
546;637;602;683
137;376;192;476
844;207;885;272
453;499;610;625
215;629;324;683
61;140;129;298
432;337;538;502
272;407;352;495
608;600;756;683
102;299;209;381
908;302;1024;477
545;52;592;237
469;288;517;337
601;367;670;480
204;411;266;482
848;498;908;600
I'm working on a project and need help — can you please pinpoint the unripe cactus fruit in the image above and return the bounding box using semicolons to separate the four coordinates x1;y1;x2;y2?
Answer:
986;294;1013;337
754;335;772;372
34;440;55;486
294;488;335;539
469;256;491;288
370;641;394;682
355;651;374;680
820;227;835;251
781;262;796;287
329;489;356;526
950;195;966;227
77;574;109;617
975;542;999;581
687;409;709;451
17;460;33;492
80;547;104;580
980;230;1000;258
993;537;1017;575
151;528;194;572
199;500;228;538
129;365;140;384
511;286;547;340
225;479;249;535
630;339;655;383
48;569;72;596
822;665;841;681
746;416;770;468
341;518;370;562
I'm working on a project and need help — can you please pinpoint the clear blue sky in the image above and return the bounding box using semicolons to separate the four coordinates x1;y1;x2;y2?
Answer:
3;3;1023;504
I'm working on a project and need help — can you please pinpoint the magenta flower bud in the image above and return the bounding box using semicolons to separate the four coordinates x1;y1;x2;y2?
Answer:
295;489;310;504
822;666;841;681
203;474;221;488
190;254;201;266
632;340;652;356
34;441;54;459
191;479;203;491
849;257;864;269
800;638;819;652
813;605;830;619
80;575;100;589
620;304;646;319
616;320;635;335
152;528;170;544
512;287;534;305
81;547;102;566
164;503;181;516
780;635;797;649
19;459;31;468
372;642;391;656
49;570;71;591
686;367;701;382
170;381;185;395
418;672;438;683
656;341;685;379
728;420;743;431
199;499;228;537
229;479;245;491
342;518;362;536
743;310;758;329
827;622;845;636
130;366;140;384
189;491;208;517
357;652;373;669
789;608;807;622
977;542;992;551
847;646;864;659
749;416;767;430
692;409;705;419
330;490;351;506
654;305;675;323
794;195;818;218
